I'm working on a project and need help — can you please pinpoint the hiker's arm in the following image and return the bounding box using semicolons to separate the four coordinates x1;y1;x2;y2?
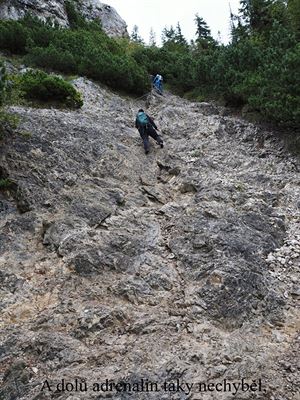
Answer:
135;118;139;128
148;115;158;130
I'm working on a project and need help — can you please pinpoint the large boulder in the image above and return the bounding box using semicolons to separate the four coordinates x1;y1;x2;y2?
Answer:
0;0;128;37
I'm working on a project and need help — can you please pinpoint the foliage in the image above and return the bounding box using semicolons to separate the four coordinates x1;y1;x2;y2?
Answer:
149;28;156;47
0;1;299;126
288;0;300;37
0;20;28;54
131;25;144;44
194;14;211;39
226;1;300;124
65;1;87;29
246;38;300;125
161;24;189;52
175;23;188;47
239;0;273;32
0;12;149;95
18;69;83;108
130;1;299;126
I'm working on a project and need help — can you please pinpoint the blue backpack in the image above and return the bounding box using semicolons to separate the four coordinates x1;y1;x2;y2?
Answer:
137;111;149;127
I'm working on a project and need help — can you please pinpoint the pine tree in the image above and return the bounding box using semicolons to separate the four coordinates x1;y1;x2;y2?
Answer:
194;14;216;50
239;0;290;36
131;25;144;44
175;22;188;46
230;12;248;42
239;0;272;32
161;25;176;44
149;27;156;47
194;14;211;39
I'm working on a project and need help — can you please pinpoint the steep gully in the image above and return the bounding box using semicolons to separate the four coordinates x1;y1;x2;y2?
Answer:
0;79;299;399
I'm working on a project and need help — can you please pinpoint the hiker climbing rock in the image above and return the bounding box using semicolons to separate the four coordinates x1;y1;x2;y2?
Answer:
135;109;164;154
153;74;163;94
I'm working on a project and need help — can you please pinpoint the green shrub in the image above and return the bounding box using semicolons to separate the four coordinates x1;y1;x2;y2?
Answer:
0;21;28;54
19;70;83;108
25;45;77;73
247;43;300;125
231;26;300;126
209;40;263;105
0;4;298;127
65;1;88;29
0;15;149;96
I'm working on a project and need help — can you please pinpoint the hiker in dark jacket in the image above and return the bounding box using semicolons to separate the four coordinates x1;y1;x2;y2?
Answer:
135;109;164;154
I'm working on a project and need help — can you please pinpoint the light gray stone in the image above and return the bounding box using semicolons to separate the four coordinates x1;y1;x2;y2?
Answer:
0;0;128;37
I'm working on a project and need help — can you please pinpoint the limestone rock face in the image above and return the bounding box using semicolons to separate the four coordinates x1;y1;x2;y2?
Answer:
79;0;128;37
0;0;67;26
0;0;128;37
0;75;299;399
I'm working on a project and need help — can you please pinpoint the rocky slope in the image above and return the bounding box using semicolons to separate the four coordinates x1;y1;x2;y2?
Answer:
0;0;128;37
0;79;299;400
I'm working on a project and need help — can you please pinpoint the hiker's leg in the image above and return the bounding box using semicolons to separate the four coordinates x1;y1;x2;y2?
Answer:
148;126;158;141
148;126;163;145
139;129;150;153
156;134;163;145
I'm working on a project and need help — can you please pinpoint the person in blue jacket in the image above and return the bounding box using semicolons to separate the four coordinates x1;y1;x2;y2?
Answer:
135;109;164;154
153;74;163;94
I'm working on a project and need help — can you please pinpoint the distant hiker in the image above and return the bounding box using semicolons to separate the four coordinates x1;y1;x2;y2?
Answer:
135;109;164;154
153;74;163;94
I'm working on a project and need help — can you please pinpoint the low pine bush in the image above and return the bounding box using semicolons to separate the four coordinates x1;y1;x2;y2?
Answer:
19;69;83;108
0;14;149;96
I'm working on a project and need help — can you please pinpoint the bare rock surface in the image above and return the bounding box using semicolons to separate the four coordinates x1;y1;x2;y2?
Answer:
0;0;128;37
0;79;299;399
